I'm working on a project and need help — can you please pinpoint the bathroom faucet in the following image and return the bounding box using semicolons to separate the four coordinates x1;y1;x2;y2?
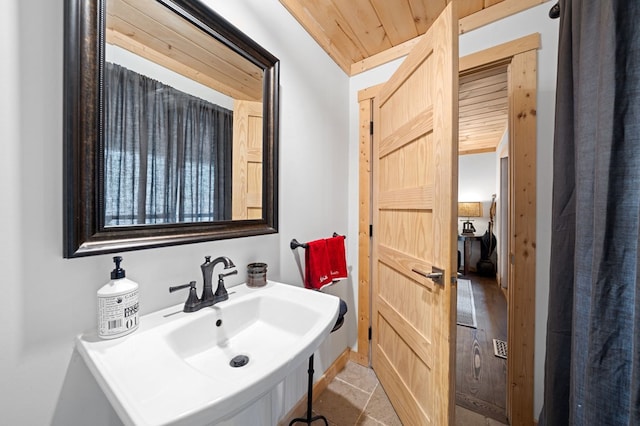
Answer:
200;256;236;307
169;256;236;312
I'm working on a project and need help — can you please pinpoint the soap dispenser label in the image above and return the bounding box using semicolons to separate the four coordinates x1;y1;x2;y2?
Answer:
98;290;139;338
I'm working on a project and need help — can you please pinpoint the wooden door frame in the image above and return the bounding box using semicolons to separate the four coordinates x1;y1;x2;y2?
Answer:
355;34;539;425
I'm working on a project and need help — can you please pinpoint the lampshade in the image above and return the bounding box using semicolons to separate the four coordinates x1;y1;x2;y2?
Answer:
458;202;483;218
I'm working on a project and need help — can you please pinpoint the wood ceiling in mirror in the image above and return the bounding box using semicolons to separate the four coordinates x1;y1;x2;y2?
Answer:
106;0;263;101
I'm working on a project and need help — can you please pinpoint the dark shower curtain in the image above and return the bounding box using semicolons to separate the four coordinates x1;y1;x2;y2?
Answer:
540;1;640;425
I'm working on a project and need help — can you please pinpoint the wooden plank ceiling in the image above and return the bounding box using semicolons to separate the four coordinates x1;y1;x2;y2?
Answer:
280;0;515;154
459;65;508;155
279;0;509;74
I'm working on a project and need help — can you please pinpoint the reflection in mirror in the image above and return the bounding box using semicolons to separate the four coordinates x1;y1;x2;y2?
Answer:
104;0;263;225
63;0;279;257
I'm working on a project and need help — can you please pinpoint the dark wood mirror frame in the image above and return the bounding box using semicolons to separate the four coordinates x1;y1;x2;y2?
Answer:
63;0;279;258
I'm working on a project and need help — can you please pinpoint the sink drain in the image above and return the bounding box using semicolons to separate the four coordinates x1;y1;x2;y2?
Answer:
229;354;249;368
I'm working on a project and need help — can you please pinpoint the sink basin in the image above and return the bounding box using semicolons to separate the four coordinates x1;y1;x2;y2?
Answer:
76;281;340;426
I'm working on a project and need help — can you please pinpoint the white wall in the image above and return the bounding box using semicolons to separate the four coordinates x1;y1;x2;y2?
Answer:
0;0;350;424
347;3;558;420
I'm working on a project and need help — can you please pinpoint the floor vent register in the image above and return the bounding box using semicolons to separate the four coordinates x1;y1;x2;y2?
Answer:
493;338;507;359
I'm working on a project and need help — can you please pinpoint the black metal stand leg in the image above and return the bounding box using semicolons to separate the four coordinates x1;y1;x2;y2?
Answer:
288;354;328;425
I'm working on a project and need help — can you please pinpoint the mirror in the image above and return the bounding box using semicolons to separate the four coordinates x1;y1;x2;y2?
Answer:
64;0;279;258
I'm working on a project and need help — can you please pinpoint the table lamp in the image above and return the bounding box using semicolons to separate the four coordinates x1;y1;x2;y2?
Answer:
458;202;482;235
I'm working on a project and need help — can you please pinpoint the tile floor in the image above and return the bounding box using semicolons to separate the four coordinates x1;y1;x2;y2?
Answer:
286;361;508;426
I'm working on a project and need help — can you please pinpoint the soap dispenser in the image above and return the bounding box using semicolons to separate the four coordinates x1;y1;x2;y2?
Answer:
98;256;139;339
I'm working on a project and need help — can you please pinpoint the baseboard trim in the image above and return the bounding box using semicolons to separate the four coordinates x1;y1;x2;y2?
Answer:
278;348;351;425
349;348;368;366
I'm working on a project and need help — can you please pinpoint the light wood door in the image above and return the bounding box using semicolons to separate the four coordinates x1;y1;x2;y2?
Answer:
232;100;263;220
371;3;458;425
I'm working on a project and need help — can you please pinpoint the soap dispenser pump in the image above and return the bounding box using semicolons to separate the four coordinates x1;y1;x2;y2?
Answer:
97;256;139;339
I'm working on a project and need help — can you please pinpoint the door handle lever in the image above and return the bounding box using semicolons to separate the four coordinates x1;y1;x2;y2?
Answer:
412;266;445;285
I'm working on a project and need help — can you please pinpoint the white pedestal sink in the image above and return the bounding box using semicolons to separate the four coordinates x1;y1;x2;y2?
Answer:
76;281;340;426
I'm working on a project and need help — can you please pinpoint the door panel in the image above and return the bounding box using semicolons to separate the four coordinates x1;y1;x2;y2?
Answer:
371;2;458;425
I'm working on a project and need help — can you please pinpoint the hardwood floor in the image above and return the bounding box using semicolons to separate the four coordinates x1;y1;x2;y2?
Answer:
456;273;508;424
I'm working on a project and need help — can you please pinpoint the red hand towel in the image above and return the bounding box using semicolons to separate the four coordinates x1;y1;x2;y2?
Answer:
326;235;348;280
304;239;333;290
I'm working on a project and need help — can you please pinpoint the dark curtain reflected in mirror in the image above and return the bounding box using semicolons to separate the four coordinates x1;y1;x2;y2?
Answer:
104;62;232;226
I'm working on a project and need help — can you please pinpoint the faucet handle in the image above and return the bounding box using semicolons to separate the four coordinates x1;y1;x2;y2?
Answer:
219;270;238;280
169;281;194;292
214;270;237;302
169;281;200;312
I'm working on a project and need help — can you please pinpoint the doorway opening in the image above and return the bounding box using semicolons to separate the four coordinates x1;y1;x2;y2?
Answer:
455;62;508;423
356;34;539;425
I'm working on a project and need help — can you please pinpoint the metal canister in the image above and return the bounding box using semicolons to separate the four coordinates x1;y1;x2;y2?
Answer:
246;262;267;287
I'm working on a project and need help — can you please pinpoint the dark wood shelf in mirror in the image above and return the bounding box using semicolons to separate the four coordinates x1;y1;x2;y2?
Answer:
63;0;279;257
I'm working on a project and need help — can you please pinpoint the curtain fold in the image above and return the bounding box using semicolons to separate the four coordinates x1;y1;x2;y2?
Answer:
104;62;233;225
540;1;640;425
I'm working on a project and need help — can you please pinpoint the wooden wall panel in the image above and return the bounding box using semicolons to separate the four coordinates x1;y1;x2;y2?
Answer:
232;100;263;220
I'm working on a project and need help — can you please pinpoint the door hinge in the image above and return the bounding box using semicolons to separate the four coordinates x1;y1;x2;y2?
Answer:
368;326;372;341
369;121;374;135
369;224;373;237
